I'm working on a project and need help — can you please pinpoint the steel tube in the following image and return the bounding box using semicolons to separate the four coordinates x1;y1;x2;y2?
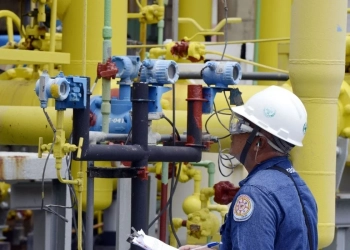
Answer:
241;72;289;81
179;71;289;81
186;85;205;147
159;162;169;242
131;83;150;250
148;146;201;162
83;144;146;161
72;79;90;159
177;63;289;81
85;161;94;250
82;144;202;162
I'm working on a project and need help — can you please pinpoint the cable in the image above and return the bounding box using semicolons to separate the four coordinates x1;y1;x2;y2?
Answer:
221;0;229;61
90;76;99;94
204;107;231;139
217;140;233;177
223;91;233;115
125;127;132;145
162;115;181;141
213;102;229;131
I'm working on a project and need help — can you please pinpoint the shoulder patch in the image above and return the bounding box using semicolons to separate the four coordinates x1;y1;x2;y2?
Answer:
233;194;254;221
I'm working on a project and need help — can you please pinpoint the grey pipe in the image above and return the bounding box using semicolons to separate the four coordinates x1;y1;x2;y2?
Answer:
172;0;179;41
177;63;289;81
179;71;289;81
85;161;94;250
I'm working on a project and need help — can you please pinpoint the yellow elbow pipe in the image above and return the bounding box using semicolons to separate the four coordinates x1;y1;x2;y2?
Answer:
289;0;347;247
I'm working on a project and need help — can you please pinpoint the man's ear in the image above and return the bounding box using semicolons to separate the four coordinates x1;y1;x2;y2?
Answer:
255;137;267;150
256;139;261;148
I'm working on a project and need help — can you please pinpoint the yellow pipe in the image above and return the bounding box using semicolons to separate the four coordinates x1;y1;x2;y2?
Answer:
53;110;83;250
49;0;57;74
178;17;241;33
169;218;184;247
207;204;228;223
6;17;14;44
127;13;143;19
199;188;214;209
0;106;72;145
139;0;148;60
205;50;288;73
289;0;347;247
178;0;211;42
187;32;224;41
0;85;274;149
0;10;26;38
258;0;291;85
56;160;79;185
136;0;143;8
126;37;291;49
60;0;127;95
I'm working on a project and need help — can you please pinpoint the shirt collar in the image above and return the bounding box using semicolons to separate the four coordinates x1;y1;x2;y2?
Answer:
239;156;291;186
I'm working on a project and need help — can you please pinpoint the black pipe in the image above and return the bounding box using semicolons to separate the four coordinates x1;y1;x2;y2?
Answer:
178;72;289;81
85;161;94;250
81;144;202;162
73;79;201;163
241;72;289;81
72;78;91;158
83;144;146;161
130;82;149;250
148;146;201;162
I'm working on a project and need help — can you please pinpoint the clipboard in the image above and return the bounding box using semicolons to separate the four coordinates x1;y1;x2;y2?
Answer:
127;227;178;250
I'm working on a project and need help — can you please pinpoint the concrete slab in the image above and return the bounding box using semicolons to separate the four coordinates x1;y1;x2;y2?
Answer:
0;152;69;181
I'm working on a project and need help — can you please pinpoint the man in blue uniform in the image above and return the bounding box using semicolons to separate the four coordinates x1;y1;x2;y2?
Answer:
180;86;318;250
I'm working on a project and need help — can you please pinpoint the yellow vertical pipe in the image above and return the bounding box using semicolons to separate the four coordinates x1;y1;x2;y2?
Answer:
60;0;127;94
178;0;211;41
48;0;57;74
139;0;147;60
289;0;347;248
258;0;291;85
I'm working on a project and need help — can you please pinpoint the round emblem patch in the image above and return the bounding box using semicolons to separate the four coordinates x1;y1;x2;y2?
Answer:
263;107;276;117
233;194;254;221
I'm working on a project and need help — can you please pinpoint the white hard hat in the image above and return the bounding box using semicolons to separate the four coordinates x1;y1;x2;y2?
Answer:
232;86;307;146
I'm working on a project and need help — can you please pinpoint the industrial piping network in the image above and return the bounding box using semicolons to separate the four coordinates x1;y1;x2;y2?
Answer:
70;58;244;250
32;52;244;250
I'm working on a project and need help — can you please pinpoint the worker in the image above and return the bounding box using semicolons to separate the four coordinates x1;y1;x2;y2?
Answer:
179;86;318;250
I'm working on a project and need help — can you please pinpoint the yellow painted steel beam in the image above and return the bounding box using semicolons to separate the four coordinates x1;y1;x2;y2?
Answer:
289;0;347;248
0;49;70;65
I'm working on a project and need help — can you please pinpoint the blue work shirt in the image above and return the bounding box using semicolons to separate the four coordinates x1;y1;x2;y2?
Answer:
220;156;318;250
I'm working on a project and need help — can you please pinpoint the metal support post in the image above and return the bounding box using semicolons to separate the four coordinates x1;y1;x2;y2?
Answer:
86;161;95;250
131;82;149;250
148;173;158;238
116;177;132;250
